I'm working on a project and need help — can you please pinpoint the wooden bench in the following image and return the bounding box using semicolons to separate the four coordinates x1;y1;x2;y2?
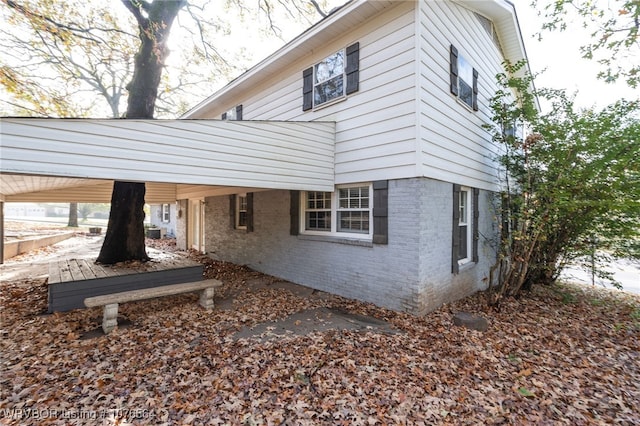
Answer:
84;279;222;334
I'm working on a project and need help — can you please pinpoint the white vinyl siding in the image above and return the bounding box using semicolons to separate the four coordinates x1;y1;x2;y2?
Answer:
196;2;418;185
0;118;335;192
182;1;514;192
418;1;505;191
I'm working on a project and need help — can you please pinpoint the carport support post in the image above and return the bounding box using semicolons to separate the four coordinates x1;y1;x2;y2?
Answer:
0;201;4;264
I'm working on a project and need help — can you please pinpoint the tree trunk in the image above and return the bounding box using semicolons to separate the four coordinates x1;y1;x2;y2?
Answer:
67;202;78;227
97;182;149;264
97;0;185;264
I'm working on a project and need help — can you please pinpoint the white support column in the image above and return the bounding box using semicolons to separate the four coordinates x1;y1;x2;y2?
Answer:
199;287;215;310
0;201;4;264
102;303;119;334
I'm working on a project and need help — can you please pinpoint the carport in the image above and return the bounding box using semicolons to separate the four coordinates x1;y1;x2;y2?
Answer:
0;117;336;263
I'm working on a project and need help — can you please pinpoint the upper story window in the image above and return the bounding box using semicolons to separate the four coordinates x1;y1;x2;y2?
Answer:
302;42;360;111
449;45;478;111
475;12;503;53
314;50;345;106
457;55;474;108
301;184;372;239
222;104;243;120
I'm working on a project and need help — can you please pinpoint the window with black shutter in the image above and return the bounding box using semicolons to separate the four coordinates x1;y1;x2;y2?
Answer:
231;193;253;232
292;182;385;244
302;42;360;111
450;44;479;111
453;185;479;273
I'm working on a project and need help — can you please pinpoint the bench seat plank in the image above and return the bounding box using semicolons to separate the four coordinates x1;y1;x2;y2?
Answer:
84;279;221;308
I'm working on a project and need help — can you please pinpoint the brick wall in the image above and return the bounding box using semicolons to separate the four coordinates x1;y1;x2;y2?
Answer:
204;177;497;314
175;199;188;250
414;180;498;314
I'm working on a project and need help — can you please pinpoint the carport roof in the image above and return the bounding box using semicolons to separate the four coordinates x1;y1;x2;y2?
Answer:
0;118;335;202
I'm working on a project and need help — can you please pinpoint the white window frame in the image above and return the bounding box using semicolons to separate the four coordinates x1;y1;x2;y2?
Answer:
161;204;170;223
235;193;247;230
300;183;373;240
458;187;472;265
457;54;474;109
313;49;346;108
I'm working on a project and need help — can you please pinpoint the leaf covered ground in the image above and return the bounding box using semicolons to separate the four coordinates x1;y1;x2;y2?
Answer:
1;243;639;425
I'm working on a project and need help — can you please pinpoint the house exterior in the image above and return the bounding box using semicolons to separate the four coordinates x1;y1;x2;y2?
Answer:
149;203;177;238
177;0;532;314
0;0;532;315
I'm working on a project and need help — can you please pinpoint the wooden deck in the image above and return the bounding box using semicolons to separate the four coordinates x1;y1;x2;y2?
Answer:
48;254;204;312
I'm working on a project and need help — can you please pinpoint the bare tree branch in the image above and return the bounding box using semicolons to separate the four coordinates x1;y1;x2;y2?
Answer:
309;0;327;18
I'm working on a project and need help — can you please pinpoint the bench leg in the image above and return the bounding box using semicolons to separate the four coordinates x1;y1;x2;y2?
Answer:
102;303;119;334
199;287;214;310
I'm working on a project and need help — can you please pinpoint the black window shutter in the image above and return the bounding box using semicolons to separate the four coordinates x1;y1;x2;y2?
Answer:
221;112;227;120
229;195;236;228
472;69;479;111
345;42;360;95
450;44;459;96
236;104;243;120
452;184;461;274
290;190;300;235
302;67;313;111
472;188;479;263
372;180;388;244
246;192;253;233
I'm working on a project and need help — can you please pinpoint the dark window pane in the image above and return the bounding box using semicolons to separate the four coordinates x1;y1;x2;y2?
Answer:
458;225;468;260
306;211;331;231
459;79;473;108
238;211;247;227
314;75;344;105
338;211;369;233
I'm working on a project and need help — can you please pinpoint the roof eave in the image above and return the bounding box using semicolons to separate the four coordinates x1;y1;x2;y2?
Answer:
182;0;395;119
